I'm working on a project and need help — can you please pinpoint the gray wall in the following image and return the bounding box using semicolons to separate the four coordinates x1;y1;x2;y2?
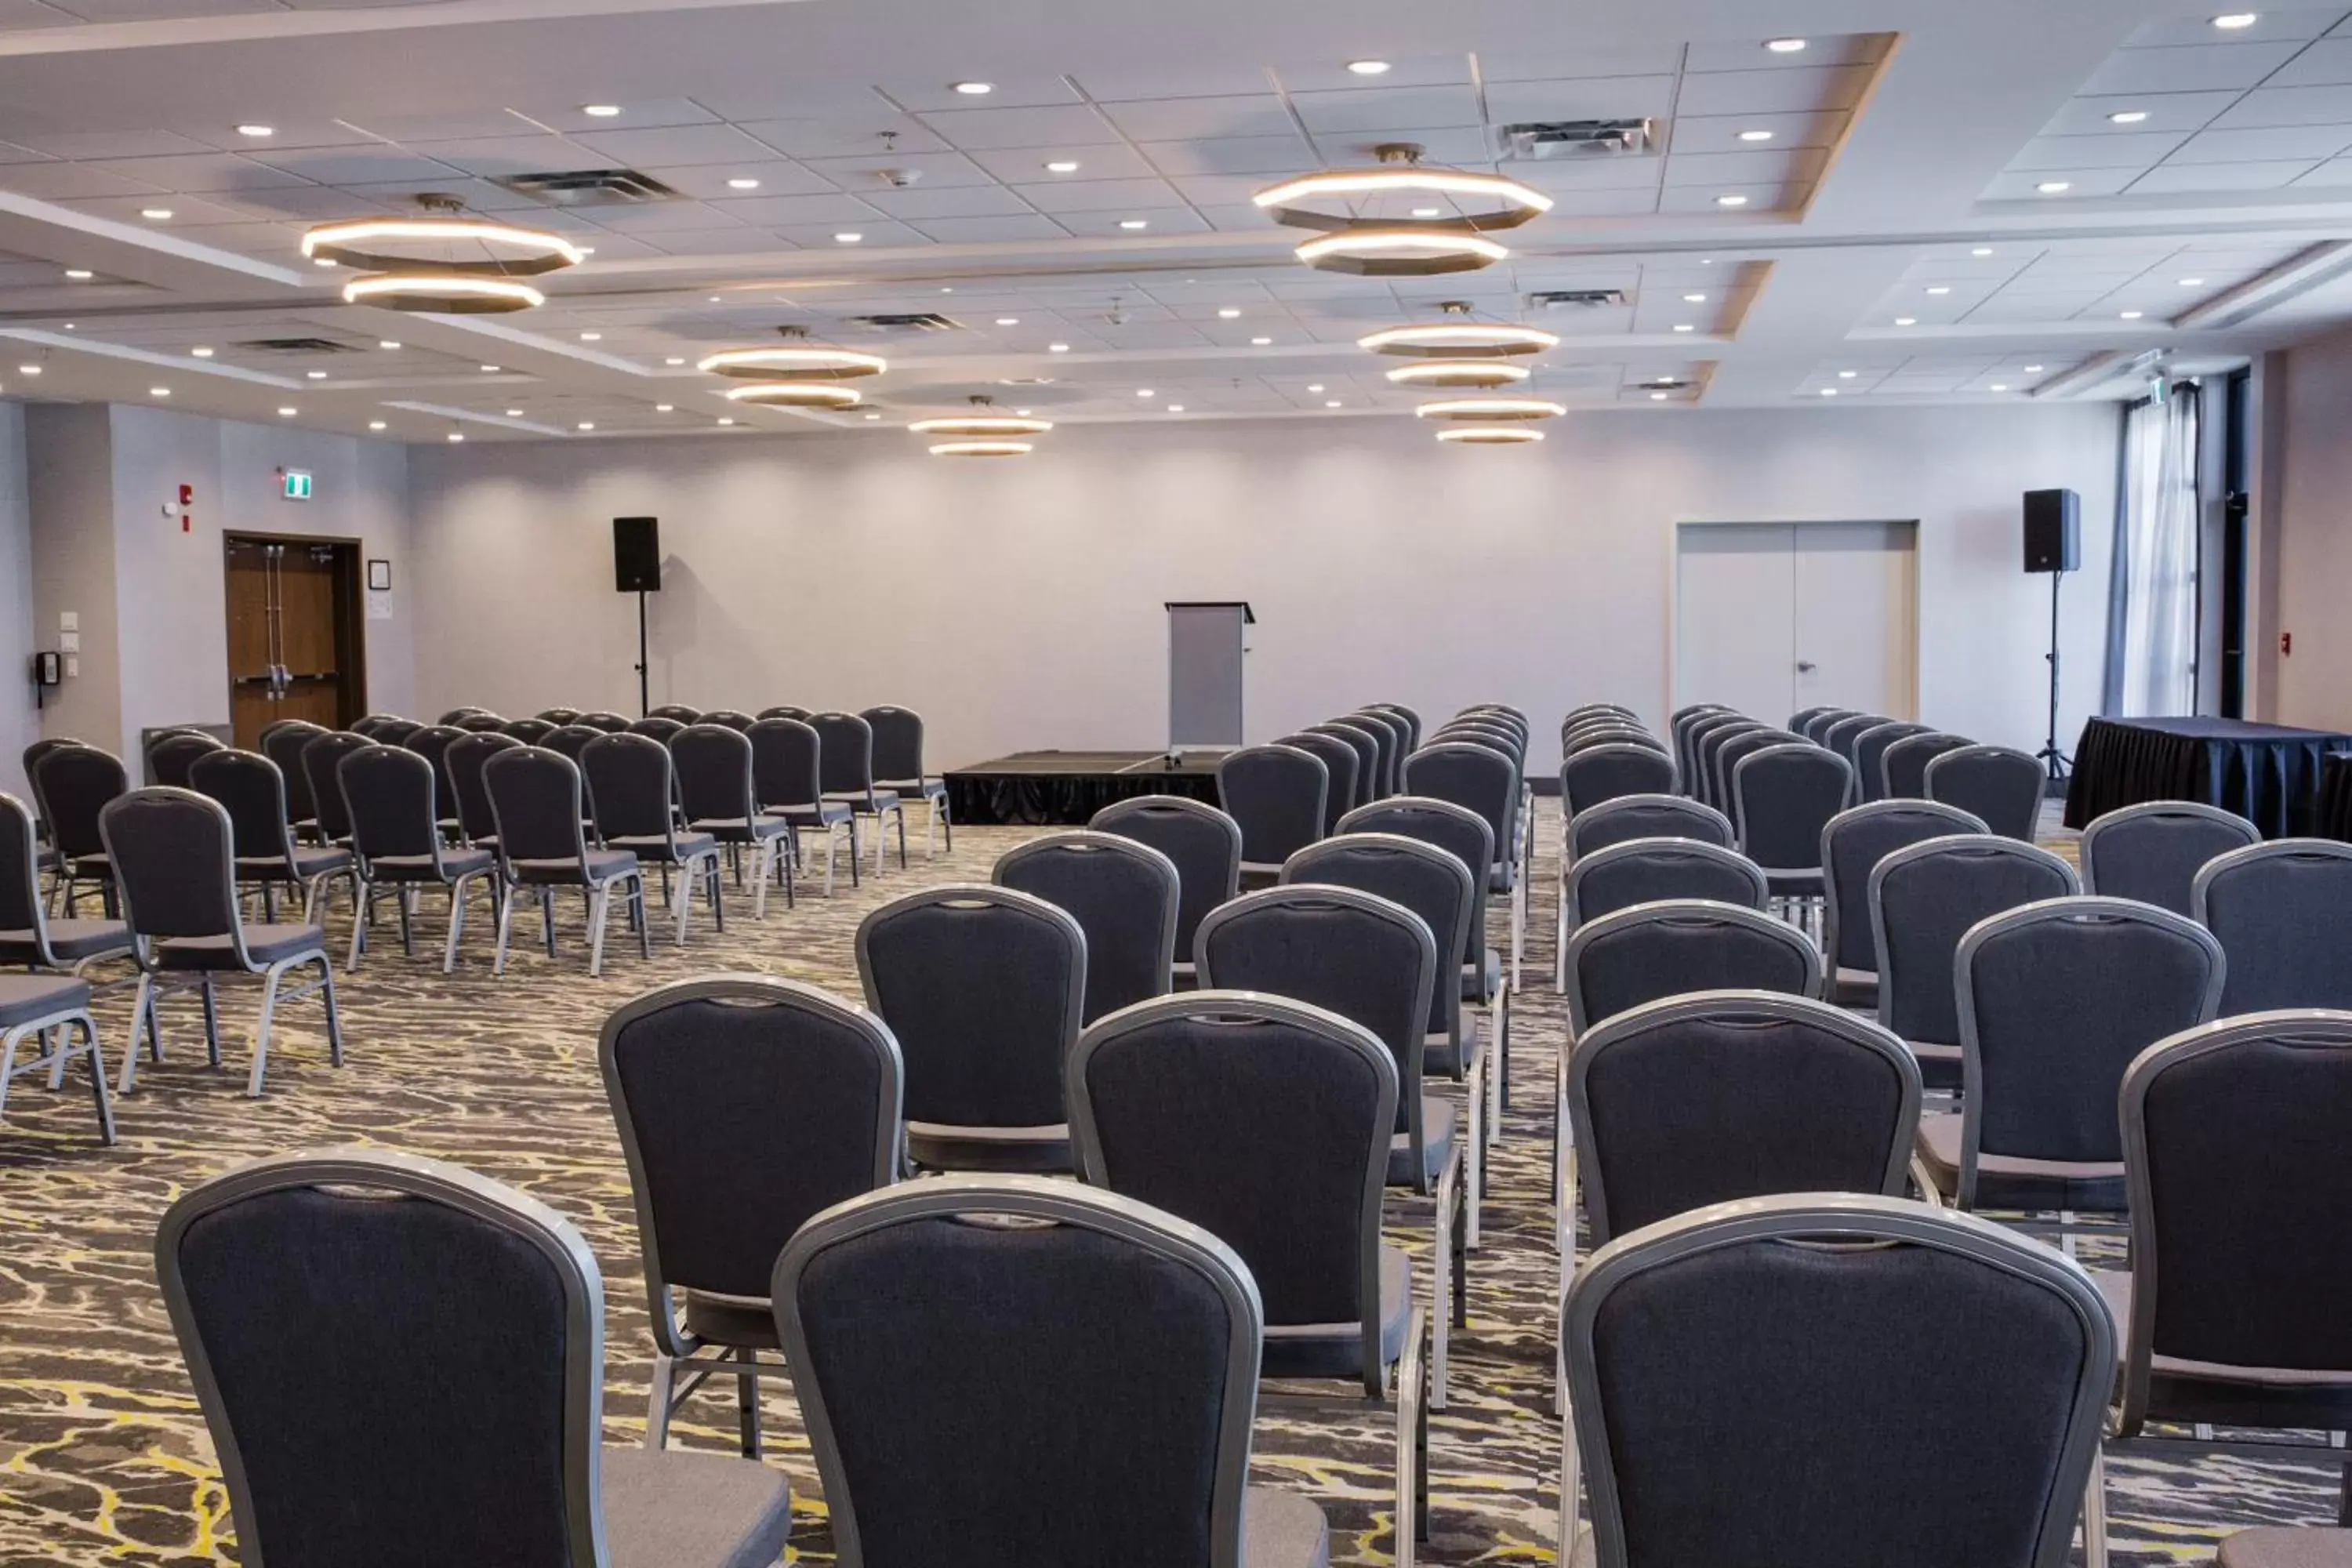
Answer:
2273;328;2352;728
0;403;31;802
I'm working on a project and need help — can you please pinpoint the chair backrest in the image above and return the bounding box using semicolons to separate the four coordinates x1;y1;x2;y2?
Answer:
576;711;631;732
758;704;812;722
993;832;1180;1025
1566;838;1769;928
624;715;684;746
861;706;927;782
1562;745;1678;816
1926;744;2045;840
1308;722;1381;808
259;722;327;822
1567;793;1735;863
1954;898;2223;1191
856;887;1086;1134
2079;800;2261;915
1400;741;1515;873
1870;836;2080;1047
1564;1195;2115;1568
149;730;227;789
452;712;510;732
1091;795;1242;965
1284;832;1473;1040
1335;796;1494;969
1364;702;1420;752
1712;728;1802;815
404;725;464;813
446;732;521;844
0;791;47;938
1798;708;1857;745
774;1175;1265;1568
1214;744;1327;867
191;749;299;874
347;713;399;739
2118;1011;2352;1432
1340;712;1400;797
700;709;755;731
1731;743;1853;873
502;717;557;746
436;706;491;725
372;718;421;748
1072;992;1393;1396
1568;993;1922;1245
156;1150;613;1568
1786;705;1835;731
301;732;375;841
811;711;877;799
748;717;824;812
1882;731;1971;799
1679;712;1753;804
601;977;903;1324
485;748;592;868
1820;713;1886;769
670;723;760;826
1194;883;1434;1141
1693;720;1766;810
32;742;127;859
534;707;581;724
1819;800;1988;976
539;724;601;768
1275;731;1357;827
582;733;677;843
2192;838;2352;1011
339;745;445;868
100;786;241;946
1565;725;1665;758
648;703;702;723
1852;722;1933;804
1563;899;1823;1036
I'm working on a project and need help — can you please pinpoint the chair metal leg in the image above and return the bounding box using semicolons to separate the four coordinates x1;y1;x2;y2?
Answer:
644;1353;676;1451
396;885;416;957
444;876;471;973
672;862;693;947
319;957;343;1067
249;966;281;1096
0;1025;21;1123
709;855;726;935
587;885;612;977
119;974;155;1093
846;818;862;887
735;1347;762;1460
199;976;222;1068
72;1016;114;1145
348;877;372;971
1395;1302;1428;1568
635;877;652;960
1432;1147;1458;1412
753;839;772;921
542;888;559;958
895;805;908;869
493;884;514;975
2082;1445;2110;1568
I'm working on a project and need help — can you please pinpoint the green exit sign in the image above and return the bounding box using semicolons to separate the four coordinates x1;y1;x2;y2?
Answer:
281;470;313;502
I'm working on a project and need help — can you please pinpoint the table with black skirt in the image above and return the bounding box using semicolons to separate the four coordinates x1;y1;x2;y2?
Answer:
2318;752;2352;844
943;750;1224;827
2064;716;2352;839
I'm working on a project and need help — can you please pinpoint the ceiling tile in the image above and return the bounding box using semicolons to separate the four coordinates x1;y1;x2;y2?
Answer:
625;227;768;256
1510;156;1664;192
242;148;468;184
1536;187;1661;217
1683;34;1889;71
909;213;1072;243
642;160;837;199
1052;207;1211;236
1657;180;1803;213
1272;55;1475;93
735;115;949;158
799;150;995;189
1317;126;1492;164
1017;175;1185;213
1674;65;1875;115
1095;93;1296;142
2128;158;2321;191
2212;82;2352;125
2289;154;2352;183
774;220;926;247
569;123;782;169
1661;147;1828;187
0;161;173;197
517;100;722;135
2169;122;2352;161
78;153;318;193
704;191;887;225
913;104;1113;150
1483;76;1678;125
1668;111;1848;153
2038;91;2242;136
337;111;532;143
2125;11;2349;46
1138;136;1316;176
968;142;1156;182
1479;45;1686;82
879;78;1083;112
2009;132;2194;169
1289;85;1483;135
1980;166;2141;198
859;182;1036;218
5;129;219;159
580;199;750;233
1070;64;1280;101
2082;42;2307;96
169;119;387;154
394;136;605;177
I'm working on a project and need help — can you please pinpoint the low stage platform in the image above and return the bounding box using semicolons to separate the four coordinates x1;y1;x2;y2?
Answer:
944;750;1225;826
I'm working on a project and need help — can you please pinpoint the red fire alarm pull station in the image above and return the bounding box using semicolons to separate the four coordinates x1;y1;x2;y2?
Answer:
178;484;193;533
2282;631;2293;657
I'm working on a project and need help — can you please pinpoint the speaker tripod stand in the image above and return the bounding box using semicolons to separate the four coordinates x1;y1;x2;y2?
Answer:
633;589;650;717
2034;567;2071;789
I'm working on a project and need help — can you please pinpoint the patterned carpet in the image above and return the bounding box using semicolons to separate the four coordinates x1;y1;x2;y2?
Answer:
0;800;2340;1565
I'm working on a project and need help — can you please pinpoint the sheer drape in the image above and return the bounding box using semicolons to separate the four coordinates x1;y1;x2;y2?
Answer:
2104;385;2201;717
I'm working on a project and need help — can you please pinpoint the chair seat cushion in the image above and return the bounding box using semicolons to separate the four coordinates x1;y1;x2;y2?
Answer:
0;918;131;964
1462;949;1502;1004
607;833;717;864
1243;1487;1331;1568
770;800;852;826
1909;1038;1961;1091
2219;1530;2352;1568
1831;967;1879;1010
600;1445;793;1568
1424;1013;1481;1080
689;815;792;843
1915;1112;2126;1213
512;850;638;884
681;1291;779;1351
368;848;492;880
155;923;327;971
825;789;902;812
905;1123;1073;1174
878;775;948;800
1262;1244;1413;1381
1388;1096;1457;1188
0;974;91;1029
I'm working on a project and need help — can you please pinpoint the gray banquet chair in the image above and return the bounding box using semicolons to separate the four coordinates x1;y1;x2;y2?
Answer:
504;716;561;747
856;884;1085;1173
258;720;328;838
2080;800;2261;916
148;730;227;789
1853;721;1933;804
1799;707;1857;746
0;789;136;981
1563;839;1768;932
1711;728;1802;815
1309;721;1382;810
1787;705;1838;733
0;971;112;1143
1366;702;1421;754
1217;743;1329;884
1918;896;2225;1221
577;710;632;733
193;750;358;924
701;709;756;732
648;703;703;724
1668;707;1732;794
534;706;582;724
1341;712;1403;799
771;1176;1331;1568
401;724;466;838
1068;993;1420;1556
584;733;725;945
1279;731;1360;829
32;742;126;916
813;710;909;877
1927;743;2046;841
451;711;510;732
1402;740;1525;993
299;730;373;848
749;717;858;896
100;787;342;1097
601;975;902;1457
1730;742;1853;909
445;730;519;852
2193;839;2352;1013
1820;713;1887;775
1091;794;1242;989
156;1149;793;1568
1559;745;1677;821
484;748;650;978
625;715;684;746
1690;717;1766;812
1564;794;1734;863
1869;835;2079;1094
1559;1195;2115;1568
993;831;1179;1025
1818;799;1988;1008
1882;730;1971;800
339;744;496;973
673;724;796;916
862;705;953;858
1560;898;1822;1036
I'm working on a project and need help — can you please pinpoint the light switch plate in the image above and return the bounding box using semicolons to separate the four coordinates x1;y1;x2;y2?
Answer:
58;610;77;632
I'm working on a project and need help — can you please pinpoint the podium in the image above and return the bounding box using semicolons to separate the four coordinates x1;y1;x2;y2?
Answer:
1165;601;1254;751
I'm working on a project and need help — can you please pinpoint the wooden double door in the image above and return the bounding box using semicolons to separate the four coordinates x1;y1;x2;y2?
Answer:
225;535;367;750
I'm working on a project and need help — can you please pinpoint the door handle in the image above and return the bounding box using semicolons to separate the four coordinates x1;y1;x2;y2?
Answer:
1796;660;1817;673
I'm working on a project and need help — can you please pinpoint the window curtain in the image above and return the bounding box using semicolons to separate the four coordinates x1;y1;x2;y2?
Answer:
2104;384;2201;717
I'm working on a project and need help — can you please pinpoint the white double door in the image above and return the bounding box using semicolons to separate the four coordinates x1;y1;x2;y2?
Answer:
1675;521;1918;725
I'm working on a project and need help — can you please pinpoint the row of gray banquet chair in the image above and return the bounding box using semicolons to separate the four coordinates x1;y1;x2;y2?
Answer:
1542;700;2352;1563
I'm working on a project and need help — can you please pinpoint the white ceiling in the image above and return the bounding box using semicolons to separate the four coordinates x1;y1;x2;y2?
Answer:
0;0;2345;441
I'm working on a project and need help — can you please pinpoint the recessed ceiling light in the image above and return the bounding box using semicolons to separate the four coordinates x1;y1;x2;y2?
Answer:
1738;129;1775;143
1990;383;2009;392
727;177;760;191
717;416;736;426
15;364;35;376
306;369;327;379
1672;323;1695;332
1766;38;1808;52
2037;181;2072;194
2212;13;2259;29
1683;292;1707;303
1250;336;1272;345
834;231;862;244
60;323;73;330
940;286;954;292
1972;246;1994;256
1015;408;1033;416
1650;390;1668;401
1410;206;1442;218
236;124;274;138
2179;276;2205;285
141;208;172;221
314;257;337;267
1167;403;1185;412
577;421;595;431
368;419;386;430
1656;376;1675;383
1346;59;1392;74
378;339;401;350
665;356;686;365
1218;307;1242;318
1137;388;1155;397
149;387;169;397
1325;399;1343;408
1715;194;1750;207
1048;343;1070;352
1044;159;1081;173
64;269;92;281
191;347;213;358
2121;310;2144;319
1820;387;1838;397
1894;317;1917;326
2109;110;2150;125
1118;218;1149;230
709;296;723;303
583;103;622;117
655;403;673;412
447;432;464;442
2024;364;2045;372
278;406;297;417
996;316;1019;325
1838;369;1857;378
864;412;881;420
506;408;525;417
579;331;601;341
1306;383;1324;393
952;80;994;95
1926;285;1951;295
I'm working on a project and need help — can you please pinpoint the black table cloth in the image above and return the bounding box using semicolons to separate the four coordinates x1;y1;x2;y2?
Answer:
2064;716;2352;839
943;751;1222;827
2318;753;2352;844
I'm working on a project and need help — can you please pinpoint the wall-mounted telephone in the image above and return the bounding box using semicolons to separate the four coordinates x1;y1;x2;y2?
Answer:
30;651;60;709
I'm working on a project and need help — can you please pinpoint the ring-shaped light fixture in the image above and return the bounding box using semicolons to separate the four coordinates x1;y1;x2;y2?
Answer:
1436;425;1545;445
1295;227;1508;276
723;382;862;408
303;217;584;276
1414;396;1567;421
909;414;1054;437
1384;360;1533;389
698;346;887;381
1254;167;1552;233
340;274;546;314
1358;321;1561;358
928;440;1033;457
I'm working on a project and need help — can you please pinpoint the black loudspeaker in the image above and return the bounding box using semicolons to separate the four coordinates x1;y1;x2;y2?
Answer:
2023;488;2080;574
614;516;660;593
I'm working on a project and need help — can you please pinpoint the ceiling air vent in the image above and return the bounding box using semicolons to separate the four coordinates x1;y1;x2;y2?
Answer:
1640;379;1693;392
235;336;360;354
491;168;680;207
1501;118;1653;159
851;313;960;332
1529;289;1629;310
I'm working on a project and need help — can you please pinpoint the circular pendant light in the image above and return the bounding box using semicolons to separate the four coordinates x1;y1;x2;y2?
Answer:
699;344;887;379
1360;299;1560;358
1294;226;1507;276
340;274;546;314
1384;361;1532;389
1415;396;1566;421
303;216;584;275
1436;425;1545;445
724;382;862;408
909;413;1054;437
929;440;1033;458
1254;155;1552;234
